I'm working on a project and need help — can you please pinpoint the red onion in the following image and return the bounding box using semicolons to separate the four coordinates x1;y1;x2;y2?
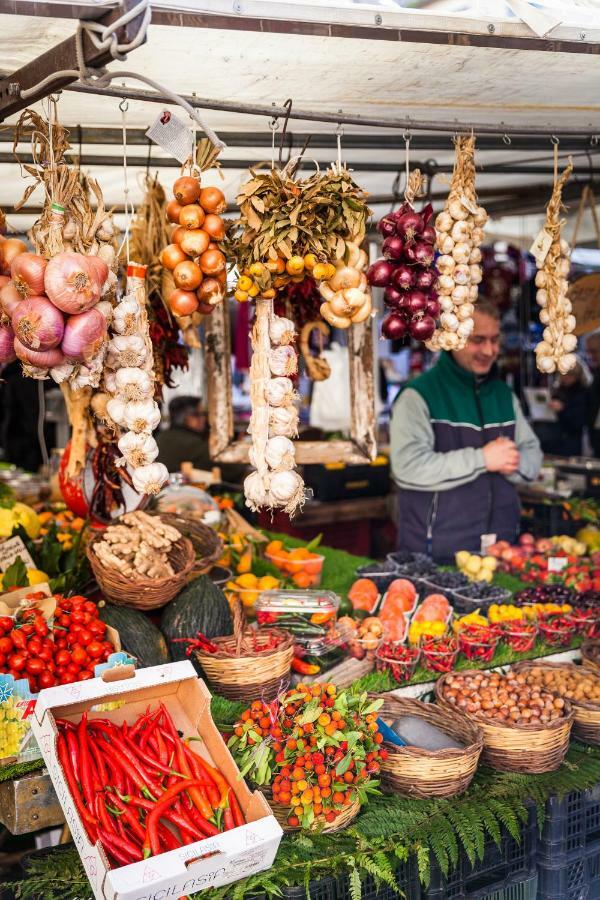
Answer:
383;286;404;309
377;216;397;238
426;299;441;318
405;290;428;315
12;296;64;351
10;253;47;298
409;315;436;341
392;264;415;291
421;225;436;245
367;258;394;287
382;235;404;260
0;282;22;319
44;252;102;314
0;276;9;292
415;268;437;290
14;336;64;369
62;308;107;362
396;210;424;243
422;203;434;226
382;313;408;340
0;324;16;363
406;242;434;266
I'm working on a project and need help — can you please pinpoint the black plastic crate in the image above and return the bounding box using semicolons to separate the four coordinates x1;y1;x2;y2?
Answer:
303;460;390;502
282;855;419;900
538;784;600;865
422;808;536;900
355;560;400;594
537;835;600;899
519;501;580;538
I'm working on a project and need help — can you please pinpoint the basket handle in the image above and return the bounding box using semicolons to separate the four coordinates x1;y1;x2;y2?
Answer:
232;599;249;656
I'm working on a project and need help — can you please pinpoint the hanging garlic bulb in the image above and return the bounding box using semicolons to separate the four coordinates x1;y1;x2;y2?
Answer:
244;470;271;512
428;135;486;354
265;377;295;407
111;298;141;335
106;397;127;427
50;362;76;384
118;431;160;468
115;367;154;401
131;462;169;495
108;334;147;368
122;399;161;434
269;316;296;346
269;345;297;377
269;405;299;438
269;470;305;515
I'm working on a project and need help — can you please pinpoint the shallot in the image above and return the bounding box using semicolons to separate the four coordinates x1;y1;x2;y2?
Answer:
0;283;22;319
12;296;64;351
13;337;64;369
10;253;47;299
44;252;102;314
0;324;16;363
62;308;107;362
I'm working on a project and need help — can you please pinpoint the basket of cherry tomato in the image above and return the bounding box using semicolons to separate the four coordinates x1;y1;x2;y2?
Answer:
502;621;538;654
420;636;458;673
376;642;420;683
538;615;577;648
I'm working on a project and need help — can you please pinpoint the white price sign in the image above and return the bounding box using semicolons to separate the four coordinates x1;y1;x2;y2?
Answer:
0;536;35;572
548;556;568;573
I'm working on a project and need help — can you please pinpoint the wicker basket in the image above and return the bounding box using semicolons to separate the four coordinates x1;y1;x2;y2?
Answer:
261;784;360;834
86;525;195;610
371;693;483;798
152;512;223;579
582;640;600;675
435;670;574;773
512;660;600;746
194;602;294;701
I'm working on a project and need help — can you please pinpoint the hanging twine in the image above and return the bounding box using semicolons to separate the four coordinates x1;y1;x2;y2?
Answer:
117;99;132;265
451;134;477;203
404;168;425;207
542;149;573;356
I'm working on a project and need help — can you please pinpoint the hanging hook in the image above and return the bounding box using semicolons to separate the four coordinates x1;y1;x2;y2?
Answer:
502;133;512;146
146;136;152;177
278;98;293;168
119;97;129;113
550;135;560;145
336;122;344;171
591;135;600;147
269;117;279;169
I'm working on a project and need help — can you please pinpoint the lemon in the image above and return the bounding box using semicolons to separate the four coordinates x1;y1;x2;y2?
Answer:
481;556;498;571
235;573;258;588
258;575;280;591
0;503;40;540
465;555;482;575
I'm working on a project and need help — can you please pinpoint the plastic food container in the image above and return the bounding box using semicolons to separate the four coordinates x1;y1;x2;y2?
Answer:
451;585;512;616
502;622;538;654
255;589;339;644
570;608;600;639
376;643;420;683
538;616;577;648
265;550;325;587
421;637;458;673
355;560;399;594
458;628;499;664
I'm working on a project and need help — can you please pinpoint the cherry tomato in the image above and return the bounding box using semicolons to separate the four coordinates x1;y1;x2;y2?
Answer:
71;610;86;624
9;653;26;672
67;664;81;679
0;636;13;654
89;620;107;637
101;640;114;656
78;629;93;646
26;658;45;675
27;638;42;656
38;672;56;689
58;599;72;611
11;631;27;650
57;615;71;628
54;650;72;667
71;647;88;666
21;624;34;636
34;619;48;637
78;670;94;681
54;637;67;650
0;617;13;633
84;601;98;616
86;641;105;659
59;673;75;685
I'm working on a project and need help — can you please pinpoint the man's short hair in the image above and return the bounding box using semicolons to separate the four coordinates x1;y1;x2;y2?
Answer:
473;298;501;321
168;395;202;427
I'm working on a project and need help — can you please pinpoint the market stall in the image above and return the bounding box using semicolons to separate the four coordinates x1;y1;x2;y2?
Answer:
0;2;598;899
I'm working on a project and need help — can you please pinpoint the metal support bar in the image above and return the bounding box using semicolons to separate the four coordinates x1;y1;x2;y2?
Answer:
66;83;600;139
0;0;118;16
0;0;147;121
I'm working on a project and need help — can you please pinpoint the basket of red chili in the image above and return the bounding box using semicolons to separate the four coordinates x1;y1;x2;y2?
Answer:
538;615;577;648
570;608;600;639
421;636;458;673
457;625;499;664
376;643;420;683
502;622;538;654
182;601;294;701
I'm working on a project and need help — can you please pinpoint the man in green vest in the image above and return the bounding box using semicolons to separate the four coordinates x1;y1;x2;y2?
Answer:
390;300;542;563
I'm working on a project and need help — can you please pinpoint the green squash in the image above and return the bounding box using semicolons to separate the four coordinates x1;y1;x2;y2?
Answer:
99;604;171;668
160;575;233;661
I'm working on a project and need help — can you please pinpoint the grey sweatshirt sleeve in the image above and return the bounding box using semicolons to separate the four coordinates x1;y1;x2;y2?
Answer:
509;394;544;483
390;388;487;492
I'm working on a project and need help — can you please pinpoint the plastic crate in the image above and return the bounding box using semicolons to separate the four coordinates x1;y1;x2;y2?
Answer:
519;501;580;538
355;560;400;594
422;808;537;900
536;835;600;899
282;854;419;900
538;784;600;864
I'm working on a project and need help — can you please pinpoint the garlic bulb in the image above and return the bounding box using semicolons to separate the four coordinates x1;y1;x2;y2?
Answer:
269;405;299;438
440;312;459;332
264;436;296;471
50;362;76;384
539;309;550;325
107;397;127;427
118;431;159;468
244;471;270;512
458;302;475;320
108;334;146;368
265;377;294;407
436;255;455;276
104;371;117;394
269;316;296;346
115;367;154;401
535;271;548;288
438;234;455;256
437;274;455;293
96;300;114;323
112;299;141;336
269;470;305;515
269;345;297;377
436;211;453;233
440;296;454;313
131;462;169;496
448;199;469;221
452;285;470;303
122;399;161;434
536;289;548;307
453;265;471;286
452;242;471;265
451;220;471;242
562;333;578;352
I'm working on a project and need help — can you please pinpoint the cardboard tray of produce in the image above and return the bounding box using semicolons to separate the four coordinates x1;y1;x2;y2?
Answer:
31;660;283;900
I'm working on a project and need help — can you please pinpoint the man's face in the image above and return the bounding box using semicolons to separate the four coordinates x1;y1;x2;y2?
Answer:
452;310;501;376
184;407;207;433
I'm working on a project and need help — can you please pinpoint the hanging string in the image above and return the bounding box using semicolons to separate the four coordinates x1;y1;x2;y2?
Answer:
190;93;197;172
552;136;560;184
270;118;279;170
404;130;411;187
336;124;343;171
117;98;132;265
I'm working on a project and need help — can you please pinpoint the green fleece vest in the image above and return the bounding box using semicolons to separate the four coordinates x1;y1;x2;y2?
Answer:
396;353;520;562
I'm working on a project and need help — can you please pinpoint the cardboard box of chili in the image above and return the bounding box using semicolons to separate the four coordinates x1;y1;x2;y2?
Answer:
31;660;283;900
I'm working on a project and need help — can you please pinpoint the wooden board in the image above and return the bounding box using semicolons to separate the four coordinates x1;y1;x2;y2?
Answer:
0;769;63;835
205;302;377;465
568;273;600;336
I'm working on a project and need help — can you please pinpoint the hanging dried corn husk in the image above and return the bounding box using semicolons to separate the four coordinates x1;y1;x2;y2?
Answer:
244;299;305;516
428;135;487;353
533;156;577;375
300;321;331;381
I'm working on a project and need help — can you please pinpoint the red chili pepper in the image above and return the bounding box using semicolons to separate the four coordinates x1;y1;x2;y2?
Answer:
95;794;116;836
66;730;80;780
96;737;158;801
186;806;220;837
56;733;97;840
191;755;230;809
143;779;205;858
175;741;214;820
291;657;321;675
139;711;162;752
155;729;168;766
228;788;245;829
124;735;184;779
88;737;108;788
77;713;96;810
108;794;146;843
157;822;180;852
129;707;154;739
223;808;235;831
98;827;142;863
183;744;220;808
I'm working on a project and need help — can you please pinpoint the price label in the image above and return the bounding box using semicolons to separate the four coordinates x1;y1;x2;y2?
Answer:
146;110;194;163
480;533;497;554
530;228;553;266
548;556;568;573
0;537;35;572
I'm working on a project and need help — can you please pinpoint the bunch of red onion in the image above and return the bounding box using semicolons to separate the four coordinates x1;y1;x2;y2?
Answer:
0;251;109;374
366;202;440;342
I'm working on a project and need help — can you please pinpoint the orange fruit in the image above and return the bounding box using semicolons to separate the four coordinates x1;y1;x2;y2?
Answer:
293;571;312;588
266;540;283;556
